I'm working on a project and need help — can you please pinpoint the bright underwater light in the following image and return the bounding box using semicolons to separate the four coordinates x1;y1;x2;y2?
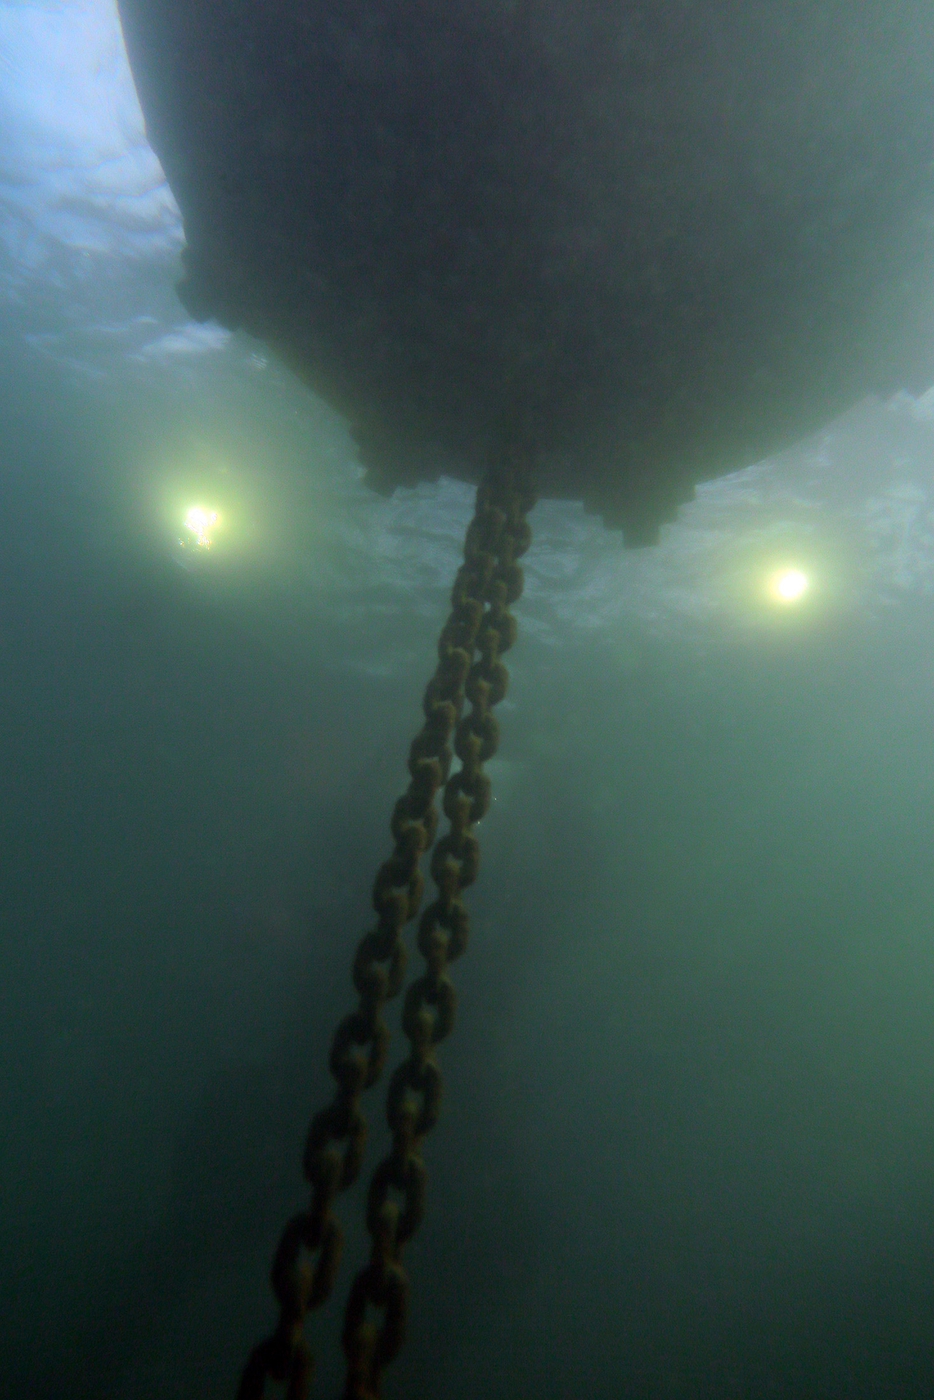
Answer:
768;567;810;604
184;505;219;548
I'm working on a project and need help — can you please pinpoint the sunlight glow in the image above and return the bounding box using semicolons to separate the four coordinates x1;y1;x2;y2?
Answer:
768;567;810;604
184;505;219;548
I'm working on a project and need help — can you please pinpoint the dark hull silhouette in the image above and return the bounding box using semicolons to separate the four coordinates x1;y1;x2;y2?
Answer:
118;0;934;541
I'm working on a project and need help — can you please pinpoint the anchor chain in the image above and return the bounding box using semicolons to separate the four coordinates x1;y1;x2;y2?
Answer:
341;450;535;1400
237;441;534;1400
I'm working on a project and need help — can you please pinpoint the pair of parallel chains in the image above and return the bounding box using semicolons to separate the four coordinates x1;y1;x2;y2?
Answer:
238;439;536;1400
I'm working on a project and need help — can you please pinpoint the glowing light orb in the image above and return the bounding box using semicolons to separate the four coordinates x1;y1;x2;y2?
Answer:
184;506;219;548
769;567;809;604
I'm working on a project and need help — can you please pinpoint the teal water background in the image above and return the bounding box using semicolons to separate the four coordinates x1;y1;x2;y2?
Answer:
4;5;934;1397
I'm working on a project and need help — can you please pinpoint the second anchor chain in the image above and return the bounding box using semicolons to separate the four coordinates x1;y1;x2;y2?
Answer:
237;439;533;1400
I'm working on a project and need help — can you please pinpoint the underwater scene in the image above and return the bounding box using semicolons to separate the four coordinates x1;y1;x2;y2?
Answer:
4;3;934;1398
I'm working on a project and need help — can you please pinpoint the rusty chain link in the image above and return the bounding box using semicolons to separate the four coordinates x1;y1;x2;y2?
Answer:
341;441;535;1400
237;429;535;1400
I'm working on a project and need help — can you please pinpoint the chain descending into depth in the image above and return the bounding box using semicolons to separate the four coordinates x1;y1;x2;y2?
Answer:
237;441;535;1400
341;450;535;1400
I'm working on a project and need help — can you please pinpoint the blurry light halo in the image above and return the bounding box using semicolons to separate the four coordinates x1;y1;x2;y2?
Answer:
768;566;810;604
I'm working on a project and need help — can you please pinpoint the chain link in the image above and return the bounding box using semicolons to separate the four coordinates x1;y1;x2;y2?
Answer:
341;439;536;1400
237;432;535;1400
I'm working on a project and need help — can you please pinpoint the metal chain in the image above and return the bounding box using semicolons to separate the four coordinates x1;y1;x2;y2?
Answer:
341;443;536;1400
237;437;534;1400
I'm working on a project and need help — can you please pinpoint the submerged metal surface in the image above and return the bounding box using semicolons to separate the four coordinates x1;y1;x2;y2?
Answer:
118;0;934;542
